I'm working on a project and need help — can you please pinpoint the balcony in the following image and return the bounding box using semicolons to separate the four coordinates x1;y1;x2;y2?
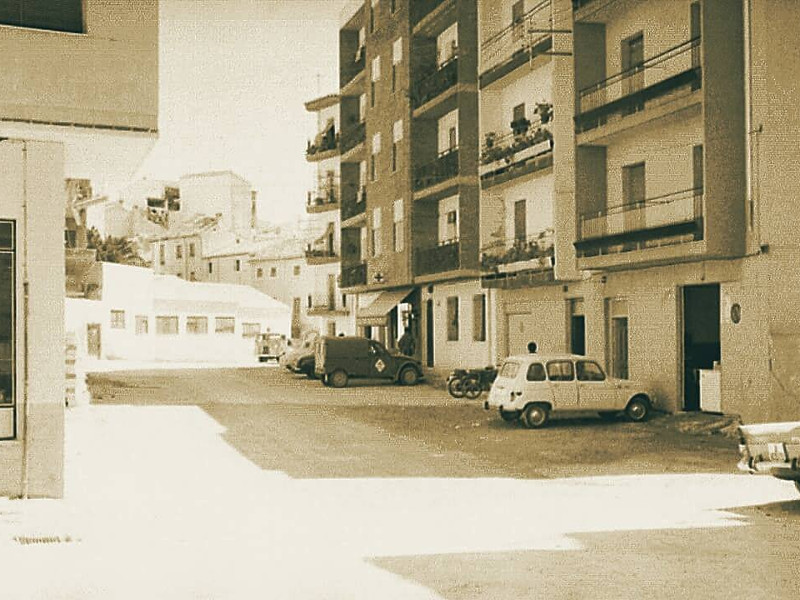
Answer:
576;187;704;256
415;239;460;276
576;37;702;133
481;229;554;274
306;126;339;161
413;148;459;191
480;114;553;186
304;248;339;265
307;298;350;317
306;184;339;214
412;56;459;109
341;120;366;156
480;0;552;87
341;185;367;223
340;261;367;288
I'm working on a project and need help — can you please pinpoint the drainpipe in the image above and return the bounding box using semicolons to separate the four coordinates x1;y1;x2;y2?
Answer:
20;141;30;499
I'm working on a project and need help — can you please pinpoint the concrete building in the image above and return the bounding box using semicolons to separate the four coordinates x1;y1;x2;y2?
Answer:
337;0;484;369
178;171;257;234
65;263;290;364
0;0;159;497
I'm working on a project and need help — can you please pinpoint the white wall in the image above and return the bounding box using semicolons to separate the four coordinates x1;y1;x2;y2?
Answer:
500;173;555;244
437;110;460;153
480;61;553;136
430;280;491;370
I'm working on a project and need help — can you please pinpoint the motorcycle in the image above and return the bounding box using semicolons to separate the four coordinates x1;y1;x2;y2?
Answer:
447;366;498;400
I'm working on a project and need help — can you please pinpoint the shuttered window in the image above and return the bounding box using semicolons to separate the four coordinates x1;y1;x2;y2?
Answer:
0;0;84;34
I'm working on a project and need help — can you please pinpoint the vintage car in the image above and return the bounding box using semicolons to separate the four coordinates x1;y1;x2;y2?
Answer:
484;353;654;428
256;333;287;363
737;421;800;494
314;336;423;388
279;332;319;378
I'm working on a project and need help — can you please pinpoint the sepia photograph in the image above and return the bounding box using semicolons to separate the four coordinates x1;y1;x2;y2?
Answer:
1;0;799;597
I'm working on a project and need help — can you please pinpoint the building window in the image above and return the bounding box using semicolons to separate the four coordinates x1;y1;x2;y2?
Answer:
371;132;381;181
208;262;213;274
391;0;397;13
392;120;403;172
514;199;527;244
0;0;84;34
257;268;264;278
135;316;149;335
242;323;260;338
392;38;402;92
446;296;459;341
235;259;241;272
437;22;459;67
307;295;313;309
186;316;209;335
156;316;179;336
393;199;404;252
371;56;381;107
189;243;195;258
327;321;337;337
342;294;348;307
0;221;16;414
176;244;182;259
607;299;629;379
371;207;382;258
215;317;235;335
623;162;646;207
472;294;486;342
293;265;301;277
189;272;196;281
159;244;165;266
110;310;126;329
270;267;277;277
370;0;377;32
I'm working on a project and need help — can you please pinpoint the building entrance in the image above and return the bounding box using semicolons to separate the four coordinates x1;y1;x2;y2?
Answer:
682;284;721;411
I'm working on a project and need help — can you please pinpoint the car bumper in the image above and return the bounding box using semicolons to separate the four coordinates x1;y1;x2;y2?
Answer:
738;457;800;480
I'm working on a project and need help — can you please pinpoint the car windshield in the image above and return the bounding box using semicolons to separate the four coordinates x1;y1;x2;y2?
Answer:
499;361;520;379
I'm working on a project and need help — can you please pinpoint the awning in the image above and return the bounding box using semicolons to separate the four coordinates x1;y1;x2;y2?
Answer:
356;288;413;327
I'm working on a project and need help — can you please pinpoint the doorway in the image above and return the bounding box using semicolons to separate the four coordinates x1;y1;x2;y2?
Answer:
87;324;101;358
426;299;434;367
682;284;720;411
569;299;586;355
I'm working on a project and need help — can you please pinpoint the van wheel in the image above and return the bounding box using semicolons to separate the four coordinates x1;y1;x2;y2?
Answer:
522;403;549;429
329;369;348;388
499;409;520;422
625;395;650;422
399;367;420;386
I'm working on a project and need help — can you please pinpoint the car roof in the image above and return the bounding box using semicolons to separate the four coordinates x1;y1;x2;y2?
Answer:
503;353;600;363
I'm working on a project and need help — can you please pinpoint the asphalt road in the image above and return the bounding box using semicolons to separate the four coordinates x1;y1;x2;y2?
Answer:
89;366;800;599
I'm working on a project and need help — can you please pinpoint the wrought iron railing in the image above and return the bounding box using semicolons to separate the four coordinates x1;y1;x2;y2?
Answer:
578;37;701;116
307;184;338;208
481;116;552;167
481;0;552;75
412;56;459;108
415;240;460;275
340;261;367;288
413;148;459;191
306;132;339;157
579;187;703;240
481;229;554;271
341;120;366;154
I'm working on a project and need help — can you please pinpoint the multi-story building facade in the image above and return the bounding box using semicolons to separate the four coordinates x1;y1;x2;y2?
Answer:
0;0;159;497
178;171;257;234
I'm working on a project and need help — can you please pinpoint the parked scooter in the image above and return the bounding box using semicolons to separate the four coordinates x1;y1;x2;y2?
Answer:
447;366;498;400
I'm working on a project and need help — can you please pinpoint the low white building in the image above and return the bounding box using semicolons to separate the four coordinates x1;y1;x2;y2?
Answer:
66;263;290;364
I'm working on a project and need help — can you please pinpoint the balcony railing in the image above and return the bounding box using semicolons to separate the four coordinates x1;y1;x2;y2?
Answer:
413;148;459;191
306;131;339;158
307;184;339;210
480;115;552;179
305;248;338;263
579;187;703;242
412;56;459;108
481;229;554;272
576;37;701;131
411;0;447;26
415;239;460;275
341;120;366;154
341;185;367;221
481;0;551;76
308;298;348;315
340;261;367;288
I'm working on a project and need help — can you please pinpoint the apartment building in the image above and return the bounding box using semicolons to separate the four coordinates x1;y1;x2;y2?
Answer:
0;0;159;497
337;0;483;369
304;94;356;338
178;171;257;234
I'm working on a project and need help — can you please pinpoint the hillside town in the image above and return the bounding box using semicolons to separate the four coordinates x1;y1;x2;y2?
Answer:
2;0;800;598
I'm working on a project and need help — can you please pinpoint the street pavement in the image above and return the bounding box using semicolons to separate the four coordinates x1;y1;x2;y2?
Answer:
1;366;799;599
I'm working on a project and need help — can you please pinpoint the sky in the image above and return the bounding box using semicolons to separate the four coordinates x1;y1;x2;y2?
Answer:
136;0;355;226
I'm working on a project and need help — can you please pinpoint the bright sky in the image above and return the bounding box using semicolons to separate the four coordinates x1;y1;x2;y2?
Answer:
137;0;353;226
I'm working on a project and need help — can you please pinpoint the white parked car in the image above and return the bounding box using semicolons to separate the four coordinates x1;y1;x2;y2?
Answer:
484;353;655;428
737;421;800;495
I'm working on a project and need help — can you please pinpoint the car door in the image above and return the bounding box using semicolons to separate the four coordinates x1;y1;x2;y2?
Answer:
522;361;553;406
576;360;619;410
368;341;392;379
545;360;578;409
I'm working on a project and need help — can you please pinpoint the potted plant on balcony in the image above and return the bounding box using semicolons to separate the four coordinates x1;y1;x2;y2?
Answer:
535;102;553;125
511;117;531;137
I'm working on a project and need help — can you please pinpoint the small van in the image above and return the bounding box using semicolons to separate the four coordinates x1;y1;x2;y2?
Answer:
314;336;424;388
485;353;653;428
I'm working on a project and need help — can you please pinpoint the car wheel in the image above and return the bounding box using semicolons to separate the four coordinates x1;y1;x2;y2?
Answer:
447;378;465;398
499;409;520;422
598;411;619;421
329;369;348;388
399;366;420;386
625;395;650;422
463;379;482;400
522;403;549;429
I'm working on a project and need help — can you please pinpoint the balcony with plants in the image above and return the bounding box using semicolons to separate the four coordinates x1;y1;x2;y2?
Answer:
411;53;459;109
576;37;702;134
480;228;554;274
413;148;460;192
306;179;339;214
480;0;552;86
576;187;704;257
306;121;339;161
481;104;553;184
414;238;460;276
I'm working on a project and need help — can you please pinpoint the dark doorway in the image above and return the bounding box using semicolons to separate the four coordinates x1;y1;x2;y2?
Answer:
569;299;586;355
426;299;434;368
682;284;721;411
